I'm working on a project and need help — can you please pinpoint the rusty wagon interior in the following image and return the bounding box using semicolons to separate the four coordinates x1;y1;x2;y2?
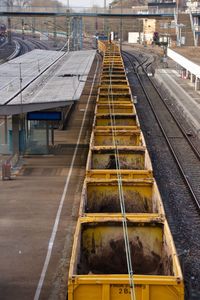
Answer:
76;221;173;276
89;148;147;170
91;129;144;147
95;114;138;127
82;180;163;214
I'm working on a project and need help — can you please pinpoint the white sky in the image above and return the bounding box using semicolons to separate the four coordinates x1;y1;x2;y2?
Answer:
61;0;113;8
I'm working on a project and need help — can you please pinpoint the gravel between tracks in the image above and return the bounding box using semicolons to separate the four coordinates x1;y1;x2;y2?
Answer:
123;46;200;298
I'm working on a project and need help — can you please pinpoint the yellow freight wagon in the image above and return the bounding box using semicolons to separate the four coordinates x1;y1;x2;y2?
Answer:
103;60;124;65
104;52;121;57
90;128;145;147
86;169;153;180
68;217;184;300
102;68;126;75
100;75;127;82
95;103;135;114
98;40;108;53
103;57;122;61
80;178;165;218
103;61;123;65
98;85;131;95
86;146;152;171
97;94;133;103
104;56;122;60
94;114;139;128
100;79;128;86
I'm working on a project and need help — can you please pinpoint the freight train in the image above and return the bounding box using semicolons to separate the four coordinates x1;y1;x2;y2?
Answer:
67;41;184;300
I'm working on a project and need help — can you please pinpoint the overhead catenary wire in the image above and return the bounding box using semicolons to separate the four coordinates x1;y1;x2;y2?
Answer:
104;42;136;300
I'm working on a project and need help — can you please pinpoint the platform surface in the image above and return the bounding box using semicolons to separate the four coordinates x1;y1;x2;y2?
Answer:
0;49;96;114
0;56;98;300
155;67;200;133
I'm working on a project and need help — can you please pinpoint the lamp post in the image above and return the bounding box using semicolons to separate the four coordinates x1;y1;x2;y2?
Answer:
95;6;98;46
120;0;123;49
7;17;12;44
104;0;106;34
6;1;12;45
22;19;25;40
66;0;71;51
109;4;112;41
177;23;185;46
144;19;148;47
19;62;25;154
19;63;22;109
53;16;57;46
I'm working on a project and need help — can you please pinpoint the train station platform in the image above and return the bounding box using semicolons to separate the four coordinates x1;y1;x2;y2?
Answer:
0;49;96;114
0;49;96;155
155;60;200;136
170;47;200;66
0;55;99;300
167;47;200;92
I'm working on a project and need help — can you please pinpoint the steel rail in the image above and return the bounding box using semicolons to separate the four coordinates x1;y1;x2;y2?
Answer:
16;38;33;55
122;50;200;213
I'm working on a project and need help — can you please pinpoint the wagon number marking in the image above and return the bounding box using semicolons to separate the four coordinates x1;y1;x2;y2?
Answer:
119;287;130;294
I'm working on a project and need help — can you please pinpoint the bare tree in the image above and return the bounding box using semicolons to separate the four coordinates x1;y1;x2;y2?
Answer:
15;0;32;6
2;0;14;7
2;0;31;7
31;0;63;8
2;0;64;8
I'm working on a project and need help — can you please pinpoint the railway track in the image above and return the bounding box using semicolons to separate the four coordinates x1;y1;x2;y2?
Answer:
1;33;60;62
27;38;51;50
16;39;33;55
123;50;200;212
123;50;200;297
13;36;51;57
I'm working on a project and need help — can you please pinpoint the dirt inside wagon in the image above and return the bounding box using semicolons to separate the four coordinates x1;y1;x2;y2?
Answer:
99;94;132;100
95;114;137;127
85;189;153;213
77;223;173;276
92;152;145;170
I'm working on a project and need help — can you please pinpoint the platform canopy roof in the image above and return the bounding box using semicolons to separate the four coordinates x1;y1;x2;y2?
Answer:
167;48;200;79
0;49;96;115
